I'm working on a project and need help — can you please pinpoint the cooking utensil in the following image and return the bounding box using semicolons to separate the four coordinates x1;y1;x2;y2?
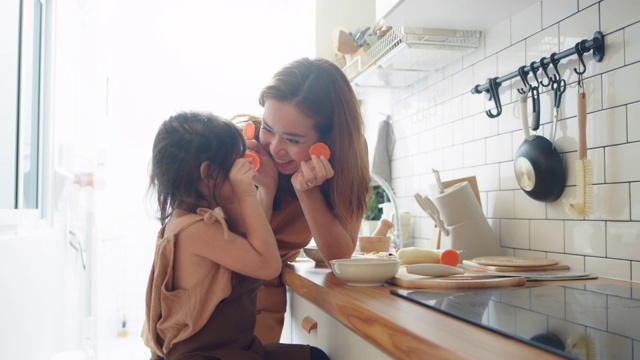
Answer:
461;260;569;272
432;168;444;193
414;193;449;236
513;78;566;202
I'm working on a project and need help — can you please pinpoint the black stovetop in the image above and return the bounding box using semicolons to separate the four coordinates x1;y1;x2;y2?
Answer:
391;283;640;359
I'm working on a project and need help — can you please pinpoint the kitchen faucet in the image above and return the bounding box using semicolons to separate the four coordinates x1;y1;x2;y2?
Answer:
370;173;403;251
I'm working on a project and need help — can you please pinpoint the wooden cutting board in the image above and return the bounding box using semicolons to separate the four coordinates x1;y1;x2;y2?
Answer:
389;267;526;289
462;260;570;272
472;256;558;267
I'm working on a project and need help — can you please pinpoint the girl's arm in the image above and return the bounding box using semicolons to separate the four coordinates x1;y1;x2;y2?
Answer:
293;155;359;262
188;158;281;279
247;139;277;219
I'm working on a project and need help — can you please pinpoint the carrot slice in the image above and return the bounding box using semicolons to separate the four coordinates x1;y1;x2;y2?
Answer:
309;142;331;159
243;122;255;140
439;249;460;267
242;151;260;170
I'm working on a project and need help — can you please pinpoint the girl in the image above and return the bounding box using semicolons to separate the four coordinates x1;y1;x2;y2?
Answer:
142;111;324;359
241;57;371;342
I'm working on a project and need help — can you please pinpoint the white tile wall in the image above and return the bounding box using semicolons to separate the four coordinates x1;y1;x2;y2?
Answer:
359;1;640;282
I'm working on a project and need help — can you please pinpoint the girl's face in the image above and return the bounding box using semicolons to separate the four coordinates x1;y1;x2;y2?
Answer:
260;100;320;175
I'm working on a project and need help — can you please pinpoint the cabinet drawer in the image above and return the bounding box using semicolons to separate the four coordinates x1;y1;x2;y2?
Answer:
290;292;393;360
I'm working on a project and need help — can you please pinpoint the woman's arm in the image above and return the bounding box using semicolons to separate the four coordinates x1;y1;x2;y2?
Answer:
293;155;359;261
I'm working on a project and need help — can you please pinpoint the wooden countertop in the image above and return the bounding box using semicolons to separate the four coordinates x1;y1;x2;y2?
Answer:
282;260;637;360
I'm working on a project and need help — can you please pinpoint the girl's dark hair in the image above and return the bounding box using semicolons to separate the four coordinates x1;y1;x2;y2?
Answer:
258;58;370;227
148;111;246;224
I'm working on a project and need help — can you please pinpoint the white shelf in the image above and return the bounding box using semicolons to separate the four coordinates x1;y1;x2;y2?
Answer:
343;27;481;88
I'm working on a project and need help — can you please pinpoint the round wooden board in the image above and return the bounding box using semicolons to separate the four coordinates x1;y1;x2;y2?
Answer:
472;256;558;267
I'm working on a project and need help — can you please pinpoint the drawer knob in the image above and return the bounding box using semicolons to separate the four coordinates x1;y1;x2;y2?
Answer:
301;316;318;334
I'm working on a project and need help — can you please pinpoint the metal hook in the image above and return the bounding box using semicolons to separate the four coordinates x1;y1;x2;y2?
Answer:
574;40;587;75
550;52;563;82
485;77;502;118
517;66;530;95
539;57;553;87
530;61;542;87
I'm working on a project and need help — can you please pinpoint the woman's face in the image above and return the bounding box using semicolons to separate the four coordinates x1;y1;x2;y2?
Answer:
260;100;320;175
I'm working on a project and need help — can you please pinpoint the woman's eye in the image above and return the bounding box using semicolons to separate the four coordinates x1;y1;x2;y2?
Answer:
286;138;300;145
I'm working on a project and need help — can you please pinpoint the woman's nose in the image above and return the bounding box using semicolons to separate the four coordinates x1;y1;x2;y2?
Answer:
271;137;287;156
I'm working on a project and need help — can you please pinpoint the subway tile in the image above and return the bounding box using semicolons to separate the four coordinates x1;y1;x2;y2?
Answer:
470;57;495;94
434;123;453;149
515;308;548;340
531;285;566;318
500;219;529;248
629;102;640;142
475;163;500;192
452;117;474;145
485;17;511;57
500;161;520;190
625;22;640;64
588;147;605;184
512;2;543;44
606;142;640;182
608;295;640;340
588;105;627;148
600;0;640;34
632;182;640;221
530;219;565;252
486;133;513;163
490;191;516;219
589;183;630;220
579;0;599;11
543;0;578;29
603;60;640;108
547;252;585;271
565;220;606;256
547;188;576;220
633;261;640;282
498;101;522;135
474;112;499;140
586;256;631;280
442;144;463;171
514;191;547;219
526;25;559;65
463;139;486;167
607;222;640;261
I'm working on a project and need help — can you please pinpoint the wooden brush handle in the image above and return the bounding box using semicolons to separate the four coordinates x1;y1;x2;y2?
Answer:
577;92;587;160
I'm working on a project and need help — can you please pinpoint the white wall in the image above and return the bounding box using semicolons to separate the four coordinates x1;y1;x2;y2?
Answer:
359;0;640;282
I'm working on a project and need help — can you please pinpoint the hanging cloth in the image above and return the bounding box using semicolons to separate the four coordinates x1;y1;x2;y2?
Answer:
371;116;395;184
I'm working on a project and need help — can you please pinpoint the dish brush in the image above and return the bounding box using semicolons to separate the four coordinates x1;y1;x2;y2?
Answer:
566;332;595;360
566;91;593;217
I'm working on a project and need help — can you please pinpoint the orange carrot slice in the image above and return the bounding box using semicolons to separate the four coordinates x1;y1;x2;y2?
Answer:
242;151;260;170
243;122;255;140
439;249;460;267
309;142;331;159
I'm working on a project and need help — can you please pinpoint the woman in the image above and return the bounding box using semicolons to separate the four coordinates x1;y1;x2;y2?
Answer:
241;57;371;342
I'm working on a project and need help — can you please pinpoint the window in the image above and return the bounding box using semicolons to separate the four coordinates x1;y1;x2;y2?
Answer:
0;0;48;227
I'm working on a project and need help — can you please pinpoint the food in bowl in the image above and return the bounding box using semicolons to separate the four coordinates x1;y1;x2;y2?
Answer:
302;246;327;267
330;258;400;286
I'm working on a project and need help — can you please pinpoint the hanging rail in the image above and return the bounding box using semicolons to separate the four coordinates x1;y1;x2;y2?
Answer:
470;31;605;118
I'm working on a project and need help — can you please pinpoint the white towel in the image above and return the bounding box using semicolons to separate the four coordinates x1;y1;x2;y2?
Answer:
371;116;395;184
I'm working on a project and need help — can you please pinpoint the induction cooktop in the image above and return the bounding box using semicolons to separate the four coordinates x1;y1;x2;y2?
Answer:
391;283;640;359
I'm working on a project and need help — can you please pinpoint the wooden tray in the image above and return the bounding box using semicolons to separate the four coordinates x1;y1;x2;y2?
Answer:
462;260;569;272
389;267;526;289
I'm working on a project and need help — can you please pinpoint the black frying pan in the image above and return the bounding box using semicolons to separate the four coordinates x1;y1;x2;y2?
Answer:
514;83;565;202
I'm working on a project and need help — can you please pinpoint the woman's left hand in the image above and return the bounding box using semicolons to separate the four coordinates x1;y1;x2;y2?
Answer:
293;155;335;191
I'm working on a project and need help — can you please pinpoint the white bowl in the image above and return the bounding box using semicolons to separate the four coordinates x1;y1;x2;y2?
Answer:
330;258;400;286
302;246;327;267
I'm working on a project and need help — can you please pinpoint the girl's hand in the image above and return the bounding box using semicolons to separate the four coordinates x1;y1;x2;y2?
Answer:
246;140;278;192
292;155;334;191
229;158;258;198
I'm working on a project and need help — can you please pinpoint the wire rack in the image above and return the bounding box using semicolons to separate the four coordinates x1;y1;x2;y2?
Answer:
343;27;481;82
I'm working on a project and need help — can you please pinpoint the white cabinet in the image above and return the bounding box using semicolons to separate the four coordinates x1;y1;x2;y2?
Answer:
289;292;393;360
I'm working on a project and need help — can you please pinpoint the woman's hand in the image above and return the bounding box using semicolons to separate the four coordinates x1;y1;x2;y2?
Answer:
292;155;335;191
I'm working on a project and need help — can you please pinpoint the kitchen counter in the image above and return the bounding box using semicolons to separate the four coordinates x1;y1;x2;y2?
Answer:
282;260;639;360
